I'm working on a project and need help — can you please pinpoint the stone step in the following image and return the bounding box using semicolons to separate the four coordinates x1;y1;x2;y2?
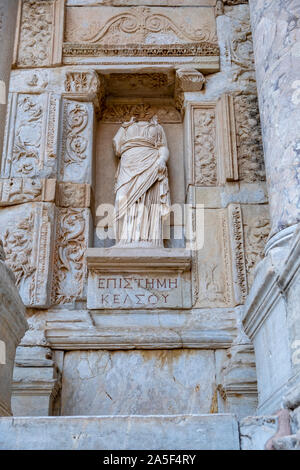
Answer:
0;414;239;450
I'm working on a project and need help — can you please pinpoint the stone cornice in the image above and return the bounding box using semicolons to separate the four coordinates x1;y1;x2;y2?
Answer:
86;247;192;273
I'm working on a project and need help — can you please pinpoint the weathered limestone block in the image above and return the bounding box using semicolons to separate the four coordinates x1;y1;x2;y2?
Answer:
0;244;28;416
0;414;240;450
218;305;257;418
220;343;257;418
52;207;93;305
0;202;56;308
12;346;61;417
14;0;65;68
44;307;238;350
0;178;56;206
60;350;217;416
240;415;277;450
190;201;247;308
55;182;91;208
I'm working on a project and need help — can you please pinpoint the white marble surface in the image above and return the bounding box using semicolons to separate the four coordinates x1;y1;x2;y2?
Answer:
0;414;240;450
61;350;216;415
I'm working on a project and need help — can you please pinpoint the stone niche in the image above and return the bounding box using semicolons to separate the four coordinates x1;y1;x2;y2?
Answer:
90;69;193;311
95;71;186;232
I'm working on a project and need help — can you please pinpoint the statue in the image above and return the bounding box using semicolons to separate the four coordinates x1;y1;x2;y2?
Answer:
113;116;170;247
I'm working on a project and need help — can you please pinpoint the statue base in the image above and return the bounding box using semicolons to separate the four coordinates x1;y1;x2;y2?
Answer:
86;247;192;310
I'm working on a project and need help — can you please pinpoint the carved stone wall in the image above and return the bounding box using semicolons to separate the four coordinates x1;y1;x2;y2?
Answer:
0;0;269;424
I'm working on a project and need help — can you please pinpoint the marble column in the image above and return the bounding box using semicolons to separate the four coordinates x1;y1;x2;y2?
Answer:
243;1;300;414
249;0;300;238
0;0;19;157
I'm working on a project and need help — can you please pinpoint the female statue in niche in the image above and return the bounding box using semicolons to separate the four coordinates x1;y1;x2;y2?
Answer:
113;116;170;247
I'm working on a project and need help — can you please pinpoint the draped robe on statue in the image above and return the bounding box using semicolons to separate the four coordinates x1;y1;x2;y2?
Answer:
113;117;170;247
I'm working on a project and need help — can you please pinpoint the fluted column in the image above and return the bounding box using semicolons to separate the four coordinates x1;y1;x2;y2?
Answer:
249;0;300;238
0;0;19;156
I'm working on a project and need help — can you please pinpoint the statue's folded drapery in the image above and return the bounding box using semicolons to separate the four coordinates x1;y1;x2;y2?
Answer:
113;117;170;246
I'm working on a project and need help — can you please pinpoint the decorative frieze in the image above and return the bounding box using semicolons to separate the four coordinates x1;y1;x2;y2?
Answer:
227;204;247;304
52;208;92;305
0;202;56;308
14;0;65;68
102;101;181;124
64;5;218;56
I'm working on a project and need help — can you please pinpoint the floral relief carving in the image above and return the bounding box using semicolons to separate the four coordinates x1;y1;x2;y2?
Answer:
18;0;54;67
234;94;265;182
245;217;270;287
102;103;181;123
52;208;87;304
64;72;100;95
12;95;44;177
193;109;217;185
62;102;89;170
3;212;35;290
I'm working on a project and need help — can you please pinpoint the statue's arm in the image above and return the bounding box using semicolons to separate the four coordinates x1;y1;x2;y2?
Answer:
157;127;169;166
158;145;169;164
112;127;124;157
